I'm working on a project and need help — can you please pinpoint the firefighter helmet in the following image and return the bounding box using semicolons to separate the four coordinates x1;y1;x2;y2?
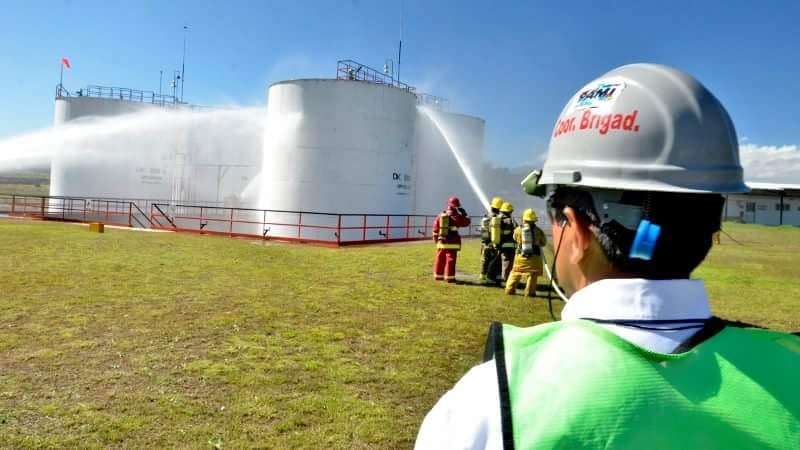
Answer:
448;196;461;208
538;63;748;194
500;202;514;213
523;208;538;222
490;196;505;210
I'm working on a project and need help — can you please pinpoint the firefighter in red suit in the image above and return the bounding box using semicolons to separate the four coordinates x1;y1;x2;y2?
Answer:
432;197;471;283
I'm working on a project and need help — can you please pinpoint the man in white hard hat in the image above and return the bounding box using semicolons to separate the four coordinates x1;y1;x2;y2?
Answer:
415;64;799;449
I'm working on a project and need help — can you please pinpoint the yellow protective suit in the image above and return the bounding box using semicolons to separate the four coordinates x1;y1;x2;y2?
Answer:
505;225;547;297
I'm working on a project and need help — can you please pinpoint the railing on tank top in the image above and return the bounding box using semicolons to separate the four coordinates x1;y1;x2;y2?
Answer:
336;60;416;93
3;194;482;246
56;84;180;106
55;84;217;110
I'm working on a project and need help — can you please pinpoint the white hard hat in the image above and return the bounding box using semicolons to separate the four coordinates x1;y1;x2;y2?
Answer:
538;63;748;194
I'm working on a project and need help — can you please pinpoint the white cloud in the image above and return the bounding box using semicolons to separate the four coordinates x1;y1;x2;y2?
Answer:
740;143;800;184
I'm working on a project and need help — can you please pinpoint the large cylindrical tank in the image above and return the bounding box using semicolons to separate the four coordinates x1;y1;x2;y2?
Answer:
259;79;416;240
49;97;261;212
53;96;158;125
50;97;173;200
413;109;485;216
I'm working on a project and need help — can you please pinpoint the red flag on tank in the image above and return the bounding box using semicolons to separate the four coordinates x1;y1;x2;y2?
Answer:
61;57;71;69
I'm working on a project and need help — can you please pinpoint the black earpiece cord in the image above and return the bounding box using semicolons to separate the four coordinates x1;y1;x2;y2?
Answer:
546;222;568;321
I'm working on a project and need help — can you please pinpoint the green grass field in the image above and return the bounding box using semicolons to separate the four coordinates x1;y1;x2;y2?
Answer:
0;219;797;448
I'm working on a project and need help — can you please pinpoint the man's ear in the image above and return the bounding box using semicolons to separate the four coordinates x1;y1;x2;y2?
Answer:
563;207;592;265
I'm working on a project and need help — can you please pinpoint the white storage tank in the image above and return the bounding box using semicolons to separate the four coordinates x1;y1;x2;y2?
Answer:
54;96;158;125
50;94;261;215
413;109;485;216
50;96;174;201
258;79;417;241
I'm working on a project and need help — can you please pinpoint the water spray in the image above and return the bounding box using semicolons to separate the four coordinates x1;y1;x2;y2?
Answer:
0;107;264;173
419;106;491;213
0;107;264;206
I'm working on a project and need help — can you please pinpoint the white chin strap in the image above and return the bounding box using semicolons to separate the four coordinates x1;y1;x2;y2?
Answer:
541;252;570;303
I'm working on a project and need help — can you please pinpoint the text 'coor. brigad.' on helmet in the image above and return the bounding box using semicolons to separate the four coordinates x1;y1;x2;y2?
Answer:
539;63;749;194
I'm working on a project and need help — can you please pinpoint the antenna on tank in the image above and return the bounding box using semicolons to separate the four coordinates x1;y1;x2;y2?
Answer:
181;25;188;103
170;70;181;99
397;0;404;82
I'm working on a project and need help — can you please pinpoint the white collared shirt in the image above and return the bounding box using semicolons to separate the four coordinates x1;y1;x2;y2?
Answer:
415;278;712;450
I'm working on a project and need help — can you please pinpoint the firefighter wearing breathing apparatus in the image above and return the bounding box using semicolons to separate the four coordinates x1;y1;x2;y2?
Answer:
505;209;547;297
498;202;517;281
416;64;799;449
432;196;471;283
479;196;505;284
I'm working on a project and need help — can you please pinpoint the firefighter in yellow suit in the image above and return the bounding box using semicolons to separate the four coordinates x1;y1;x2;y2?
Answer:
498;202;518;281
505;208;547;297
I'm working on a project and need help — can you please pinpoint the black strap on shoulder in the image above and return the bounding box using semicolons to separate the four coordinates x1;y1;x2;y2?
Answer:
485;322;515;450
671;316;769;353
483;321;502;362
671;317;728;353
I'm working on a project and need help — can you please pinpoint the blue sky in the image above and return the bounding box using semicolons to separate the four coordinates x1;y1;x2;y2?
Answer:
1;0;799;169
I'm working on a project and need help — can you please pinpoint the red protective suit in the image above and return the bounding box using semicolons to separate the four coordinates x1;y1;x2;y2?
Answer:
432;207;471;282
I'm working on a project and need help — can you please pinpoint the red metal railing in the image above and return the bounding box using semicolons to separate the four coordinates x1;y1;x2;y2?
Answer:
7;195;136;227
4;194;217;232
149;202;482;246
4;194;483;246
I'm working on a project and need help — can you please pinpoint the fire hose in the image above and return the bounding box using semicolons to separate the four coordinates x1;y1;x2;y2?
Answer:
540;224;570;321
541;251;569;303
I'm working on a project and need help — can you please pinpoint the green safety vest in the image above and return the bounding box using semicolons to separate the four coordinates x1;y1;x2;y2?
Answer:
484;319;800;450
